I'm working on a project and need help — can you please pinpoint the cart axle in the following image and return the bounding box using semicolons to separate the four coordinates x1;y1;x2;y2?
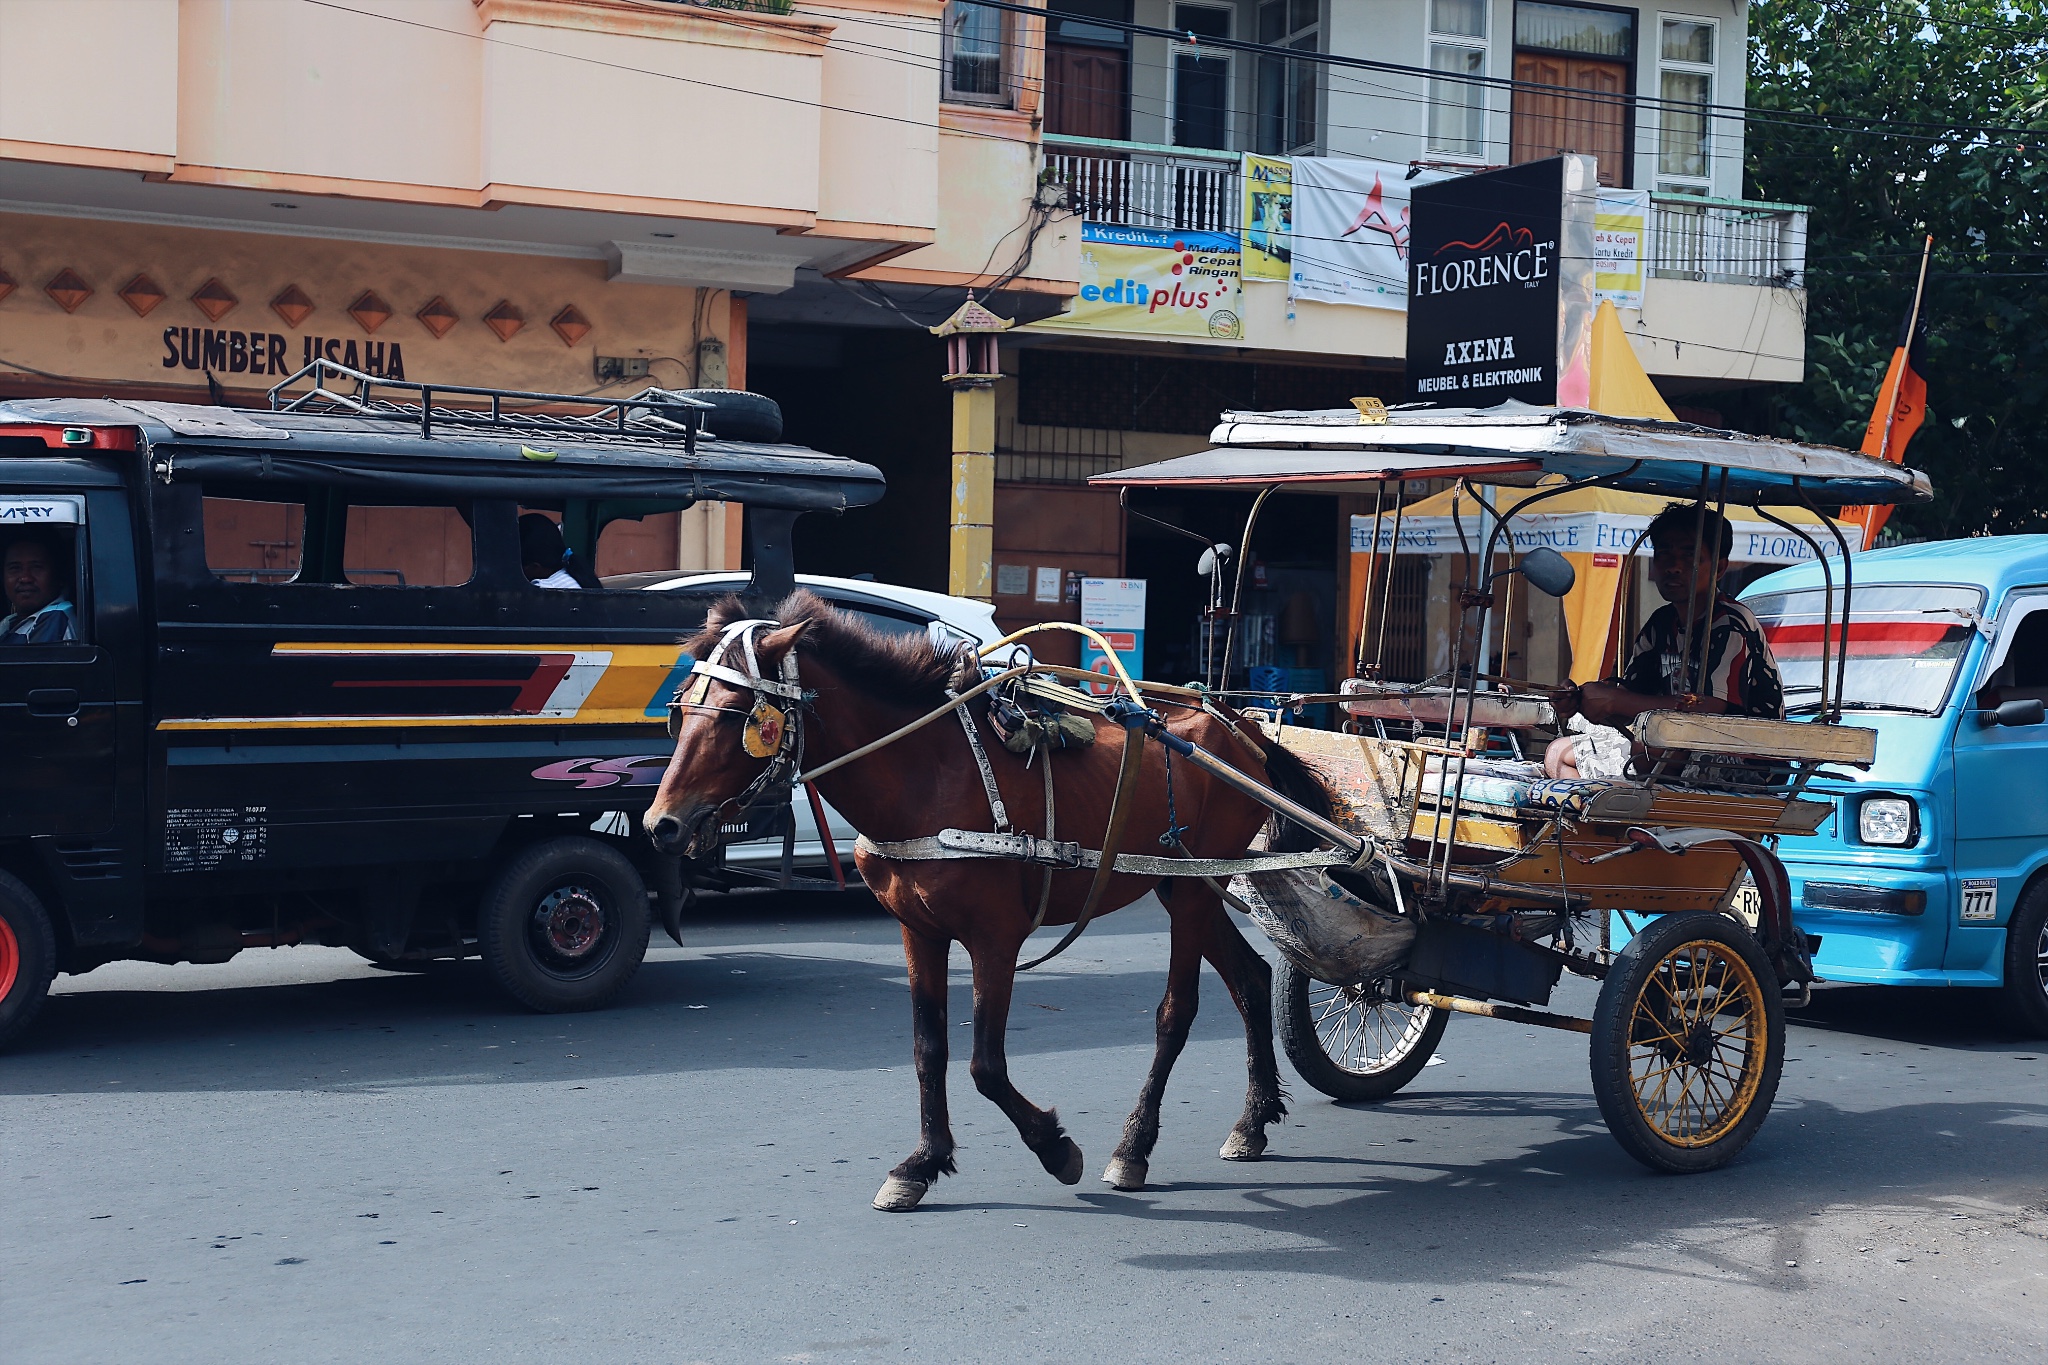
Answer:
1405;990;1594;1035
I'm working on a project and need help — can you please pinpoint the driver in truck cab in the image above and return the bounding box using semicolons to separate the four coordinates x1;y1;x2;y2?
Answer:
1544;503;1785;779
0;531;77;645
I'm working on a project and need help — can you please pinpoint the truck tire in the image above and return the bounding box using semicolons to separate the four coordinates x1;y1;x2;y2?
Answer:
1995;881;2048;1038
0;871;58;1053
669;388;782;444
479;838;650;1013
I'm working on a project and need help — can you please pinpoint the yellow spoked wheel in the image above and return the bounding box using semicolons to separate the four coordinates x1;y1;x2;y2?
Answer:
1590;911;1785;1173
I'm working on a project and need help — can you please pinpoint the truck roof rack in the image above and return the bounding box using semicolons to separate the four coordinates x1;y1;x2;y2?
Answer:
266;358;712;451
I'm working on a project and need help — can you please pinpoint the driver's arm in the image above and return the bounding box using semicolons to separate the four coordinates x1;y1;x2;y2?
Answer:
1577;680;1729;726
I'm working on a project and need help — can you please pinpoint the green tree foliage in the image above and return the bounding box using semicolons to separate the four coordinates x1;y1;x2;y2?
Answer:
1748;0;2048;536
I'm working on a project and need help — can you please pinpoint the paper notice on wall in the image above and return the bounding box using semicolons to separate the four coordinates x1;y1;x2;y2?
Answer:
1241;154;1293;282
1593;189;1652;309
1289;158;1450;310
1034;567;1063;603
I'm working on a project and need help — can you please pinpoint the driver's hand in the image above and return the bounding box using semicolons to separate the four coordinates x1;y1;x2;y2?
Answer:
1546;684;1582;726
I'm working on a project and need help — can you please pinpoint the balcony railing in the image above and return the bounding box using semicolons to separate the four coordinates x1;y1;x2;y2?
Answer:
1044;138;1240;235
1043;141;1806;288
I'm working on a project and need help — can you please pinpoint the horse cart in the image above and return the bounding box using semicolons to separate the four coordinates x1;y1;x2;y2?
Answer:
1081;405;1927;1173
651;403;1927;1206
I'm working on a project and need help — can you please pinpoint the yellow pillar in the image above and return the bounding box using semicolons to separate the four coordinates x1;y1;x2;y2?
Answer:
948;383;995;602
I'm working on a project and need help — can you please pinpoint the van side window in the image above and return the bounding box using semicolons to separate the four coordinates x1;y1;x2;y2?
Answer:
1979;604;2048;708
0;501;89;646
203;490;473;587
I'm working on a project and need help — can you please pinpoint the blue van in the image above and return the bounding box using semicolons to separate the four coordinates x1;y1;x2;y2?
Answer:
1740;536;2048;1034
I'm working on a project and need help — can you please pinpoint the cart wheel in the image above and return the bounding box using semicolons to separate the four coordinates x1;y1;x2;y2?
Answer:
1276;956;1448;1102
1994;880;2048;1038
1590;911;1784;1174
0;870;59;1053
479;838;650;1013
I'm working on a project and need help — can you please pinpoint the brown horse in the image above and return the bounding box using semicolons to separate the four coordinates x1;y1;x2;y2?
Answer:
646;591;1328;1212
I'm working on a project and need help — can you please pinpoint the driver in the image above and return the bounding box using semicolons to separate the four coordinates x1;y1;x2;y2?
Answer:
1544;503;1783;779
0;532;78;645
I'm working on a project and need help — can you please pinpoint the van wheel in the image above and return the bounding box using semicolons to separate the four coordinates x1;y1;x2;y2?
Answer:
1996;882;2048;1038
0;872;58;1052
479;839;649;1013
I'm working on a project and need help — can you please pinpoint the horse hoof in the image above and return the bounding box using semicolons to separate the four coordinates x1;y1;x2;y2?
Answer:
1102;1158;1148;1191
872;1177;929;1212
1219;1131;1267;1162
1042;1137;1085;1186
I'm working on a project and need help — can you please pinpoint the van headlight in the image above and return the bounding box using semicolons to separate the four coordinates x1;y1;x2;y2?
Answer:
1858;797;1916;846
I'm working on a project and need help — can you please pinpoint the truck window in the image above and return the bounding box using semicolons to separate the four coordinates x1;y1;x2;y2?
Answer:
1979;603;2048;708
204;496;304;583
0;499;88;645
203;492;473;587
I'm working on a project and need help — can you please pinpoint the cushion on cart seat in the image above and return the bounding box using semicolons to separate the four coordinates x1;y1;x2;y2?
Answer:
1521;777;1622;815
1418;758;1544;814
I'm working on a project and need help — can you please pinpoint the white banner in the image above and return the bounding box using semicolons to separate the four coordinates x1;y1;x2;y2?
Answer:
1351;511;1861;565
1289;158;1450;311
1593;189;1652;310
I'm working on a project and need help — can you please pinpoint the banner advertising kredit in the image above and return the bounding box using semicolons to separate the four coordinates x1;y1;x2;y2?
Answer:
1033;224;1243;340
1593;189;1652;309
1241;154;1293;282
1080;577;1147;696
1404;155;1599;408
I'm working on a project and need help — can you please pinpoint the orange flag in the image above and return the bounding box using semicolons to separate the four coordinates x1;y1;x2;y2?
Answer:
1847;241;1933;544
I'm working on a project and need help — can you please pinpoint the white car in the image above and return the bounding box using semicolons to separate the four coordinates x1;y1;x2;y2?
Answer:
608;571;1008;885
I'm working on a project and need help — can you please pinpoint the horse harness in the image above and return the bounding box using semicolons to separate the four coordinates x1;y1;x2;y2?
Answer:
674;618;1345;970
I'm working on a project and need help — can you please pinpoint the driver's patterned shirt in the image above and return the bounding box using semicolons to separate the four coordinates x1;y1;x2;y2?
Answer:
1616;593;1784;719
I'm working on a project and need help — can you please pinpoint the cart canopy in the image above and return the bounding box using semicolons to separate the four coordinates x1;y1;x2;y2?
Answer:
1092;404;1930;508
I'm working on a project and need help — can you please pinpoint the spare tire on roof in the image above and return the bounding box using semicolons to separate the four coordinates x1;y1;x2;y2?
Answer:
665;388;783;444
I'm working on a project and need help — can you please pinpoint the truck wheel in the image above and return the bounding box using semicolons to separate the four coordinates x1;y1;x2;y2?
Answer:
479;839;650;1013
1995;882;2048;1038
0;872;59;1052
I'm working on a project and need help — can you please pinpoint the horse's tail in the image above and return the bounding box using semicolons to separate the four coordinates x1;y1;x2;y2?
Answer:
1258;739;1337;855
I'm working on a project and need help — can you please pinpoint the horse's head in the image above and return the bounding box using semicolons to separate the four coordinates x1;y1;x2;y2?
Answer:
644;597;816;858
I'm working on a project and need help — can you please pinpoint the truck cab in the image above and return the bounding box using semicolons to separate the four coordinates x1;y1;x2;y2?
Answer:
0;377;883;1049
1742;536;2048;1034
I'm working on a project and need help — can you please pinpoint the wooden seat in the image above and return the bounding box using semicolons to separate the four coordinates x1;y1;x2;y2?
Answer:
1633;711;1877;767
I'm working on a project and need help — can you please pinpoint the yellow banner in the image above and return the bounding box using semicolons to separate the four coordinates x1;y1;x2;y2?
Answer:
1241;154;1292;283
1031;224;1243;340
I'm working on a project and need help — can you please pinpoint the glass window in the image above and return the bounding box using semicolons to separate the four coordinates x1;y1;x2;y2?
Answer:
0;504;87;646
1745;584;1985;716
1431;0;1487;39
204;496;304;583
1427;0;1488;159
1255;0;1318;154
1049;0;1129;48
1661;17;1713;63
1657;16;1714;186
1428;44;1488;157
1515;2;1634;58
1175;2;1230;40
944;2;1007;104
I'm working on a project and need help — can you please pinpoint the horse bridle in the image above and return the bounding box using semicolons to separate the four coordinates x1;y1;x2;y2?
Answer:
666;618;812;845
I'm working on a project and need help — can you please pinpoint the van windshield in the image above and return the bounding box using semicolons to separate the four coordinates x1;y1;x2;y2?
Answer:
1743;583;1985;716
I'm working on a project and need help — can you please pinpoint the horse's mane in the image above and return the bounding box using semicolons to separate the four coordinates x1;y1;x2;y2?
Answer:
685;588;961;708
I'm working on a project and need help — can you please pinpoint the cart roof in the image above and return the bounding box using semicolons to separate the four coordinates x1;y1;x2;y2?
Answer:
0;397;886;513
1091;404;1931;507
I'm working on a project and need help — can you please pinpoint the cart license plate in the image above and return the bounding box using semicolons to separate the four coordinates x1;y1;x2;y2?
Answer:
1731;875;1761;929
1961;878;1998;922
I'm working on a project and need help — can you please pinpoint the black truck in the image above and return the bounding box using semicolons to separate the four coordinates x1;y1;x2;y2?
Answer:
0;366;883;1048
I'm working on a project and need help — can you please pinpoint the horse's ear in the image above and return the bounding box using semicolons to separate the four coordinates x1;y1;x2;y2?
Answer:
754;617;816;665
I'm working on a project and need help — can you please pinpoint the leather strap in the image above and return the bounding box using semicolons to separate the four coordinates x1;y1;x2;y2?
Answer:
949;689;1011;833
854;831;1347;878
1017;724;1146;971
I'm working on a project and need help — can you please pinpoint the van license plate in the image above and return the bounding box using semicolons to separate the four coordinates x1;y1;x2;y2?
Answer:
1960;879;1998;922
1731;875;1761;929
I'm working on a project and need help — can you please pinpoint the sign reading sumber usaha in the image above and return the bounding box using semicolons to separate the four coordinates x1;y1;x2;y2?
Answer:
1405;158;1595;408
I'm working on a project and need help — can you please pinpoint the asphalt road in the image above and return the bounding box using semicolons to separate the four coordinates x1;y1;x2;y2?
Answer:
4;891;2045;1364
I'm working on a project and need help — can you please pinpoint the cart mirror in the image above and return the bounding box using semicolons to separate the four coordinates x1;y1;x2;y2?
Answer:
1196;543;1232;577
1518;547;1576;598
